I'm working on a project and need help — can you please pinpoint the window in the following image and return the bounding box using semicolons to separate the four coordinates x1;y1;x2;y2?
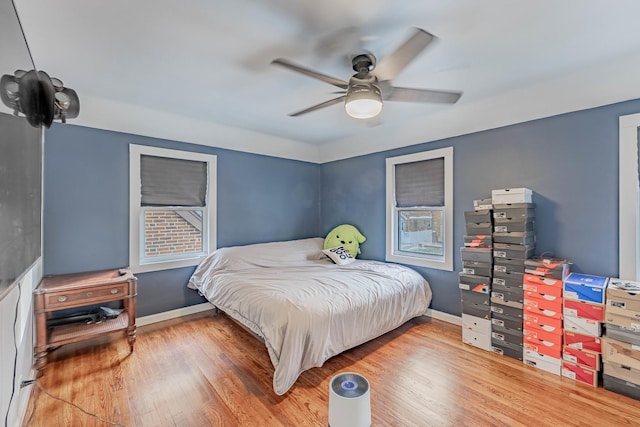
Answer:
129;145;216;273
386;147;453;270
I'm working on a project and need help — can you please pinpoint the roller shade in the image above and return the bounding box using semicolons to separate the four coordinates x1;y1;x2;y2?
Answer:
395;158;444;207
140;155;207;206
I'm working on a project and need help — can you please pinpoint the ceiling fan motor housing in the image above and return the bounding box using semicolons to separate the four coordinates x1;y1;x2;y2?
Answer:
351;53;376;74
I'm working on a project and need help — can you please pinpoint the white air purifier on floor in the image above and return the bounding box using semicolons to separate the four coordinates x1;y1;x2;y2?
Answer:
328;372;371;427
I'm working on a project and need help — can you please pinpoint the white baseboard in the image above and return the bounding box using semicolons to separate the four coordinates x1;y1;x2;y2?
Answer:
137;302;215;327
425;308;461;326
138;304;461;328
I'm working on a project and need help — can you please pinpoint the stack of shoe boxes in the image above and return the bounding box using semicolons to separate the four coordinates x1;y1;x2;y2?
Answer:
460;198;493;351
561;273;609;386
489;188;534;361
522;257;571;375
602;279;640;400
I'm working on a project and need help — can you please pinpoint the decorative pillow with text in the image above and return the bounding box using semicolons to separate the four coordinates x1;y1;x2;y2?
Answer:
322;246;355;265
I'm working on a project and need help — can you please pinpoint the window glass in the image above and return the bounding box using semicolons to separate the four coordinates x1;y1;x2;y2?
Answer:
398;209;444;257
143;208;204;260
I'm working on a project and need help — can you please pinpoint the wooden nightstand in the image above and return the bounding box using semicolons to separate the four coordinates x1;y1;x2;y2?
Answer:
34;268;137;376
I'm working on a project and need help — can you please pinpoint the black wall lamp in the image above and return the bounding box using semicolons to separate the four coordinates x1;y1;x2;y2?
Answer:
1;69;79;128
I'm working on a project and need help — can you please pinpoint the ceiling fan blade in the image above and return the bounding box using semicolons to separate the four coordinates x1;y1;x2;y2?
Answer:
289;95;346;117
373;28;435;82
385;87;462;104
271;58;349;90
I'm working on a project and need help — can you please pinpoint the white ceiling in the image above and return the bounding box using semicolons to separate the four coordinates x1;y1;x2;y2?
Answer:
12;0;640;162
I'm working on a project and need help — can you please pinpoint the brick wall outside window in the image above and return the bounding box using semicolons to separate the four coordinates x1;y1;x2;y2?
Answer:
144;210;202;257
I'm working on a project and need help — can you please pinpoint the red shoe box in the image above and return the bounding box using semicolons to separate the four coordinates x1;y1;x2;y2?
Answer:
562;346;601;371
564;331;602;353
563;299;605;322
562;361;598;387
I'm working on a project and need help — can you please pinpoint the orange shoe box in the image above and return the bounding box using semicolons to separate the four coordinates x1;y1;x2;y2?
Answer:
561;361;598;387
523;313;563;335
523;327;563;346
524;291;562;309
523;274;563;298
564;331;602;353
524;335;562;358
524;302;563;320
524;273;563;288
562;346;601;371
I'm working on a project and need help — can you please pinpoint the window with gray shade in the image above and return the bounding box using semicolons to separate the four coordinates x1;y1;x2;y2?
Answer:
394;158;444;207
386;147;453;271
130;145;217;273
141;155;207;207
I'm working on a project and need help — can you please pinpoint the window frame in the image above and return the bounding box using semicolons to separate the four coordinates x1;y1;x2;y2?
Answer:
385;147;454;271
129;145;217;273
619;113;640;280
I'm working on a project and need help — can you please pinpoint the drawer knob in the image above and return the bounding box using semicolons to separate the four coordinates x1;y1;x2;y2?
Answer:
110;288;119;294
57;296;67;302
86;292;93;297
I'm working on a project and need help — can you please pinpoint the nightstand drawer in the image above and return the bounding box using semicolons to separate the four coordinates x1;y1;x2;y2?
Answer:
45;283;129;310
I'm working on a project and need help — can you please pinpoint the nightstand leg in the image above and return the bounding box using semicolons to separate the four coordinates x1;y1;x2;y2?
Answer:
127;326;136;353
34;347;47;377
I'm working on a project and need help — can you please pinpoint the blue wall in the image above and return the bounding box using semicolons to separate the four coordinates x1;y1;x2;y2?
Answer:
43;124;321;316
43;98;640;318
321;99;640;316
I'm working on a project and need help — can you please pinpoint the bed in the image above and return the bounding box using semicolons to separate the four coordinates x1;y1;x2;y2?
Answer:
188;237;432;395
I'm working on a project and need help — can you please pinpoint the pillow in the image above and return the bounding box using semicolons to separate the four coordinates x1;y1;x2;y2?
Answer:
322;246;355;265
188;238;327;290
196;237;326;272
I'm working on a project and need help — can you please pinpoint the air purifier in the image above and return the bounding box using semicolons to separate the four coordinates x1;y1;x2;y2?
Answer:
328;372;371;427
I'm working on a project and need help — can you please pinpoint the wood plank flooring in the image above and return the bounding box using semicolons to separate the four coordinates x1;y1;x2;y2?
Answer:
23;311;640;426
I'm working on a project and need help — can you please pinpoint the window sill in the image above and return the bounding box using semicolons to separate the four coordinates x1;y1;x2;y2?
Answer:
130;256;205;274
385;253;453;271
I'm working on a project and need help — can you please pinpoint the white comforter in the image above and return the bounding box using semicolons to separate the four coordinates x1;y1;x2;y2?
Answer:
188;238;432;395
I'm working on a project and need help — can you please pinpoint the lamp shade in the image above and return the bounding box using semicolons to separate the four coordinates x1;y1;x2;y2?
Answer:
345;86;382;119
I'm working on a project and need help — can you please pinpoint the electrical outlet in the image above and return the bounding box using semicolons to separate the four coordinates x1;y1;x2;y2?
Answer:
20;378;35;388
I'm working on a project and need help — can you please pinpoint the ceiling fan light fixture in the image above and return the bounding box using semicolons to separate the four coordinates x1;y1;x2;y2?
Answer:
345;85;382;119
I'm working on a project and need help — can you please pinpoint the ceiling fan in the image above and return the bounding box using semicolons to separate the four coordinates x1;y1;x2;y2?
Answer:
271;28;462;120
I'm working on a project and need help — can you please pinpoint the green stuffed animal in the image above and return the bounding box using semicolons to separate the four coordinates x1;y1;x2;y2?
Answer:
323;224;366;258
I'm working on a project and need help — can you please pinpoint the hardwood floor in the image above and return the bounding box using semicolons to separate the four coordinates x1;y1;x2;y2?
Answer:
23;310;640;426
